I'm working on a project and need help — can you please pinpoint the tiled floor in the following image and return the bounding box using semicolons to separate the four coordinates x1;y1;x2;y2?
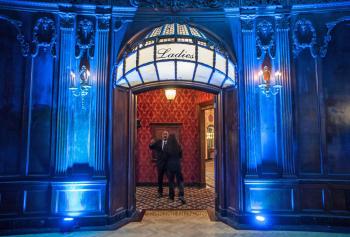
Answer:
205;159;214;188
14;210;350;237
136;186;215;209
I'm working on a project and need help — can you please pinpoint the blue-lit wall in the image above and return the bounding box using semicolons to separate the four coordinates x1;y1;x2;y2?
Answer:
0;0;350;232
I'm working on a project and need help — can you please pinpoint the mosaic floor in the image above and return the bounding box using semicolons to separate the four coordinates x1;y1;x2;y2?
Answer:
14;210;350;237
136;186;215;209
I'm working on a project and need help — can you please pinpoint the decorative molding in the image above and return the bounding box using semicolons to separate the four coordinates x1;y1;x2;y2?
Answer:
2;0;350;8
59;13;75;29
97;15;110;31
292;18;317;58
275;15;290;30
241;17;255;32
256;19;275;59
32;17;56;56
130;0;239;11
75;18;95;58
0;15;29;56
242;0;284;6
319;16;350;58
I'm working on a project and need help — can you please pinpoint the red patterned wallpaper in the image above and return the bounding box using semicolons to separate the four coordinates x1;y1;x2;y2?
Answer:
136;88;214;184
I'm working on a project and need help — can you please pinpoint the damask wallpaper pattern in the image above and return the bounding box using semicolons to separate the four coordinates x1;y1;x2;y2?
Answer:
136;88;214;184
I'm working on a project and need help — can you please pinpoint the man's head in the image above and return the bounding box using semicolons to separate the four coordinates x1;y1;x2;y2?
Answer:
162;131;169;140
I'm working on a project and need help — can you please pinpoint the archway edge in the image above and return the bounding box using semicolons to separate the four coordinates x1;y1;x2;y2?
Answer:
130;80;223;94
117;21;237;64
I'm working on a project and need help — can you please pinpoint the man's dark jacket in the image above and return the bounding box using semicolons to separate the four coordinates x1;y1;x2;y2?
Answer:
149;139;167;168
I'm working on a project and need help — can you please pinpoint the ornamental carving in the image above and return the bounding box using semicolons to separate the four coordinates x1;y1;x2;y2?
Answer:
97;16;110;30
276;15;290;30
242;0;284;6
0;15;29;56
3;0;349;7
319;16;350;58
76;19;95;58
59;13;75;29
129;0;239;11
32;17;56;56
256;19;275;59
293;19;317;58
241;17;255;32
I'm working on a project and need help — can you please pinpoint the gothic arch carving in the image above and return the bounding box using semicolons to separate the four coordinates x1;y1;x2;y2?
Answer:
0;15;29;57
320;16;350;58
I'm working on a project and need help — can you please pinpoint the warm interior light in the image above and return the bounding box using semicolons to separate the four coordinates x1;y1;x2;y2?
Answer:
165;89;176;101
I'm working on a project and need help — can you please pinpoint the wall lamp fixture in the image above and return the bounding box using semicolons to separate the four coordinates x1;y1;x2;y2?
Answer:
256;66;282;97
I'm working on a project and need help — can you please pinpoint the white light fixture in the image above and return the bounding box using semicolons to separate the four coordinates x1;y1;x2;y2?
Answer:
115;23;236;89
164;89;176;101
256;66;282;97
69;65;92;110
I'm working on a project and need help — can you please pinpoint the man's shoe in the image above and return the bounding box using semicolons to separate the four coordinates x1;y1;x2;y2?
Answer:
179;196;186;204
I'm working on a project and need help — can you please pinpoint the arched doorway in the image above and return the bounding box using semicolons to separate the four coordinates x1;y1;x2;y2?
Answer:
110;23;240;223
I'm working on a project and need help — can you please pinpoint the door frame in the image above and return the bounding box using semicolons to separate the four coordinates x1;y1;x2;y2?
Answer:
199;100;215;187
111;81;239;219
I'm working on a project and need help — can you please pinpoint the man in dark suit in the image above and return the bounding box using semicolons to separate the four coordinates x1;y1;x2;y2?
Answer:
149;130;169;198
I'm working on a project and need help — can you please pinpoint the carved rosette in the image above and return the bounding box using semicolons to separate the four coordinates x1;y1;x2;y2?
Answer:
256;19;275;59
76;19;95;58
32;17;56;56
292;19;317;58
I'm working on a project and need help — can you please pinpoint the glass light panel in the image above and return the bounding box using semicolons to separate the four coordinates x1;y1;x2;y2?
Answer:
189;27;201;37
149;26;162;37
125;52;137;73
210;70;226;87
215;52;226;73
116;78;129;88
164;24;175;35
198;46;213;67
177;24;189;35
116;61;124;80
138;46;154;66
228;61;235;81
157;61;175;80
125;70;142;86
222;78;235;88
156;43;195;62
194;64;212;83
139;64;158;83
177;61;195;81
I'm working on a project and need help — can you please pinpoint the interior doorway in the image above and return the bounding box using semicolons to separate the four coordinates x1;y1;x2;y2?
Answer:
199;102;215;190
110;22;239;222
134;87;216;211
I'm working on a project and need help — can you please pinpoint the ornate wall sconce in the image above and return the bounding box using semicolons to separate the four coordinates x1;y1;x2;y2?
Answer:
256;66;282;97
69;65;92;109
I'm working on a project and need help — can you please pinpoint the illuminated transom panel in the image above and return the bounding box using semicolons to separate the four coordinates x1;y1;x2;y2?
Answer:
115;23;236;89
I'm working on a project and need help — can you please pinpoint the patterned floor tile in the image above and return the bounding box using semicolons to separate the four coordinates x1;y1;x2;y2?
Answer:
136;186;215;210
